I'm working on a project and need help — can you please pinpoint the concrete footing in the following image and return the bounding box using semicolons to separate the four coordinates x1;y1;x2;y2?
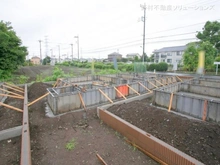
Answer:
0;125;22;141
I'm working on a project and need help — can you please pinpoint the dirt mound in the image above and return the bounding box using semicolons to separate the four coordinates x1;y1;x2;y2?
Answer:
28;82;52;101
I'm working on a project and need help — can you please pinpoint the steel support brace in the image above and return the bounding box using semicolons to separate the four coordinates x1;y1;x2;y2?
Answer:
20;84;32;165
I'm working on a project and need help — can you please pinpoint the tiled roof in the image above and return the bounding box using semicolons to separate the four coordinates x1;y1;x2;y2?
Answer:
154;45;187;53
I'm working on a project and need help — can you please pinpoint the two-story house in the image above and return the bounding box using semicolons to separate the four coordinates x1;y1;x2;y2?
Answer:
108;52;122;62
153;45;187;68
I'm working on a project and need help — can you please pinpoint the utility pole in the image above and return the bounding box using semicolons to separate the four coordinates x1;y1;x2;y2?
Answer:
50;49;53;57
45;36;49;58
74;36;79;60
58;45;60;63
39;40;42;65
70;43;73;61
140;3;146;64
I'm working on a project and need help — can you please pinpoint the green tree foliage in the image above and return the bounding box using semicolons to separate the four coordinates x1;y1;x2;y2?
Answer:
0;21;28;79
183;42;217;71
183;43;198;71
215;56;220;62
196;21;220;52
134;56;139;62
42;56;51;65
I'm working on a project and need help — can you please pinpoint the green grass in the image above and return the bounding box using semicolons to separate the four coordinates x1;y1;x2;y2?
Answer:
65;138;77;151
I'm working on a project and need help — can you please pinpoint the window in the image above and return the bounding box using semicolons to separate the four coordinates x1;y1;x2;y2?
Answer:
167;59;172;63
176;51;181;55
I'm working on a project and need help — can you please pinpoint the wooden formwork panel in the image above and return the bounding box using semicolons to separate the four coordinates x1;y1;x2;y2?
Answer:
99;109;204;165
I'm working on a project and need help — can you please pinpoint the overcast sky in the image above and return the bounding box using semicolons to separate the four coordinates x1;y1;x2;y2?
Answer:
1;0;220;59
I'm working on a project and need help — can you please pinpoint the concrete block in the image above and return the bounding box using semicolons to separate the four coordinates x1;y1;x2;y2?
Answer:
0;125;22;141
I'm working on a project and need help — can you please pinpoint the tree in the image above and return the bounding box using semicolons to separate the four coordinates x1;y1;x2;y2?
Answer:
148;54;154;62
134;56;139;62
196;21;220;52
215;56;220;62
42;56;51;65
183;41;217;71
183;43;199;71
0;21;28;79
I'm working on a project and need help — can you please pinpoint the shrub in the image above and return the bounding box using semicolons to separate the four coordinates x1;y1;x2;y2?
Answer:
148;63;168;71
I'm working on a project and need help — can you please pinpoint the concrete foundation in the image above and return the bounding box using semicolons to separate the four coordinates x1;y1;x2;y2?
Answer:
47;74;182;115
153;78;220;123
0;125;22;141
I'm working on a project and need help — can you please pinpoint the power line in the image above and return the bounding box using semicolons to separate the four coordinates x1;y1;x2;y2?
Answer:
83;38;198;53
83;32;197;52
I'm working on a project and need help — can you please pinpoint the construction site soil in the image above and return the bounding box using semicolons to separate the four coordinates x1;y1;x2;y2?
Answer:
108;98;220;165
1;82;159;165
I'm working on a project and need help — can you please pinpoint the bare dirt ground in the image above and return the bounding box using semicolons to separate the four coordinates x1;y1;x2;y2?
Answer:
1;82;158;165
108;98;220;165
0;96;23;131
13;65;91;83
0;136;21;165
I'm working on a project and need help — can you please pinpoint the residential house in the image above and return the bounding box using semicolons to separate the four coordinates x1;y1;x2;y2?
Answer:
153;45;187;69
30;56;41;65
108;52;122;62
126;53;140;59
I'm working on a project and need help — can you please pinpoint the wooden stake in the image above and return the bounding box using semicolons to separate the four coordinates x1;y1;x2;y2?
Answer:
176;76;182;82
161;78;167;85
172;76;176;83
0;93;24;99
96;154;108;165
126;139;168;165
98;89;113;103
0;88;23;97
53;79;59;87
2;84;24;94
126;84;140;95
138;82;152;93
202;100;208;121
78;92;87;111
167;77;172;84
114;86;127;100
0;102;23;112
168;93;174;112
155;79;165;86
148;81;158;89
5;82;24;91
28;93;49;106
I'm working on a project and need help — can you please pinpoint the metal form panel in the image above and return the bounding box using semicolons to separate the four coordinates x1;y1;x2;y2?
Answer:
155;90;220;123
128;83;139;95
83;89;101;106
207;101;220;122
57;94;81;114
99;76;112;82
47;94;57;114
98;109;204;165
